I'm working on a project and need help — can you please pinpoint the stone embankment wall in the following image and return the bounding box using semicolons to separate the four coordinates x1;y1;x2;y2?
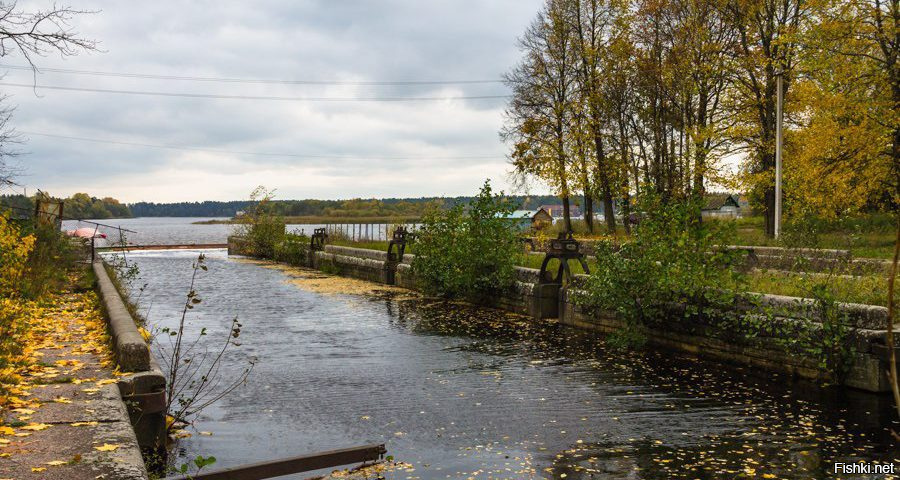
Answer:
94;261;167;451
227;236;897;393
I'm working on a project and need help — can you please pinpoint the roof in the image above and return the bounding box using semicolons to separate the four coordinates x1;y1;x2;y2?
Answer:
502;209;541;219
539;204;582;218
703;193;741;210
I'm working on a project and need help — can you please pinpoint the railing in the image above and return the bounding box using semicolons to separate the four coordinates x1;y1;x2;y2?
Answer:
165;444;386;480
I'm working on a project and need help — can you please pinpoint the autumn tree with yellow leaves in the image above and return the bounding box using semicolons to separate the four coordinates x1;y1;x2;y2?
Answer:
505;0;896;235
0;213;35;400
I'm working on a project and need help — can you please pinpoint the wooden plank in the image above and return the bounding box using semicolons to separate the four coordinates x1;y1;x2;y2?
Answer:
165;444;386;480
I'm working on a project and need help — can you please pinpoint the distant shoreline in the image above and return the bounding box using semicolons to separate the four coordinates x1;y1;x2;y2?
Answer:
193;215;422;225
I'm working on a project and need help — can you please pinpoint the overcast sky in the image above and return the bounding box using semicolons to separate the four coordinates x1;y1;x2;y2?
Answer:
2;0;545;202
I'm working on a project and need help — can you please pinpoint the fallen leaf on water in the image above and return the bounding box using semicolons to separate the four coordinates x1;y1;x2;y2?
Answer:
94;443;119;452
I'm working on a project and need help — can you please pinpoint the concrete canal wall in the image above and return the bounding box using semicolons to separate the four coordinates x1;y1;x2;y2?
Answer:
93;260;167;452
227;237;897;393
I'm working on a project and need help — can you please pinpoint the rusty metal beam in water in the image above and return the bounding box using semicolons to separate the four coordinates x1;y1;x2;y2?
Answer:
164;444;386;480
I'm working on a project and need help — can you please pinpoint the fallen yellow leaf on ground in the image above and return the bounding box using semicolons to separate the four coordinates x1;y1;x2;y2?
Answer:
20;423;50;431
70;421;98;427
31;467;46;472
45;460;67;466
0;426;13;435
94;443;119;452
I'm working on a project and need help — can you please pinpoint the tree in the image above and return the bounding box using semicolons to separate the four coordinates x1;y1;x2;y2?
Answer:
0;2;96;188
503;0;579;233
791;0;899;214
727;0;805;236
669;0;738;201
567;0;621;232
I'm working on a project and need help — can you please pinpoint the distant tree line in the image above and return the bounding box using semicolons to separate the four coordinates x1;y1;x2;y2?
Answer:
130;195;563;218
3;193;564;219
1;193;130;220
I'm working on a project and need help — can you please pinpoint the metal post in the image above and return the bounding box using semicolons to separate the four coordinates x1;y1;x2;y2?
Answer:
775;70;783;238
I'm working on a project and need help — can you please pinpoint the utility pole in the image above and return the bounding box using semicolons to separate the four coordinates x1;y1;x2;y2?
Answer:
774;69;783;238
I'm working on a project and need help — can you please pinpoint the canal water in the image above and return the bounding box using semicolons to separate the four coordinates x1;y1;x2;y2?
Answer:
117;249;898;479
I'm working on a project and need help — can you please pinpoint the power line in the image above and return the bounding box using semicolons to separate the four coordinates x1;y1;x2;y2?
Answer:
0;64;506;86
0;82;511;102
19;130;505;160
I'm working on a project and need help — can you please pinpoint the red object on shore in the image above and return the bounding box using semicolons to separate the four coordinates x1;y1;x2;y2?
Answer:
66;227;107;239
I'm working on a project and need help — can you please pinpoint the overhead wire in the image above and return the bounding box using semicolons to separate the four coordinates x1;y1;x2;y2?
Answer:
0;63;506;86
0;82;511;102
18;130;506;160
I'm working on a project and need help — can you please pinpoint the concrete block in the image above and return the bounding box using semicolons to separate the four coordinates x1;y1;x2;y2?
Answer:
93;261;151;372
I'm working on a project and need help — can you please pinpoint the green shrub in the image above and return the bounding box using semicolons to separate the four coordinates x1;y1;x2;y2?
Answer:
273;233;310;265
412;180;520;301
238;186;285;258
18;223;81;299
574;194;746;335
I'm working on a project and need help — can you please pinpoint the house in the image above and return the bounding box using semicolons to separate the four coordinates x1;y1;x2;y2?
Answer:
500;208;553;230
702;193;742;218
539;204;582;219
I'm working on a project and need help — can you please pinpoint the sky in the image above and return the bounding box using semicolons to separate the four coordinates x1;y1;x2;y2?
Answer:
2;0;545;202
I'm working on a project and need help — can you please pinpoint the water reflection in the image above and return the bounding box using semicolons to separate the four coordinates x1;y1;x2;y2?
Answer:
122;251;898;479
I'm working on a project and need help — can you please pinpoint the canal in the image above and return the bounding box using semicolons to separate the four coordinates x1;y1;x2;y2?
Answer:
118;248;897;479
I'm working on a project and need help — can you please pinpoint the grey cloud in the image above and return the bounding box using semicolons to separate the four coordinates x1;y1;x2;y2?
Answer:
3;0;542;202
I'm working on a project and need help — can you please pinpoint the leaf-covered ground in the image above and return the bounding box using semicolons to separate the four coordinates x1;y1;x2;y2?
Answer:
0;278;146;479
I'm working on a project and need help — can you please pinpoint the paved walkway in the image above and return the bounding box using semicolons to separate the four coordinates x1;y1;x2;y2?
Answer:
0;287;146;480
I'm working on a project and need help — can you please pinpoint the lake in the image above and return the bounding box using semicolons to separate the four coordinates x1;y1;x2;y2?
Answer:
62;217;406;245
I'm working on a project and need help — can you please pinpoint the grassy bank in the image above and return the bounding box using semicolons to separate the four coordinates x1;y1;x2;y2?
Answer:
194;215;421;225
324;236;893;306
538;214;894;259
722;215;896;259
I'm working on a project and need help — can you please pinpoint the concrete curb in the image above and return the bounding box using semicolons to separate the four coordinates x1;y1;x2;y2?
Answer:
93;259;168;451
93;260;151;372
